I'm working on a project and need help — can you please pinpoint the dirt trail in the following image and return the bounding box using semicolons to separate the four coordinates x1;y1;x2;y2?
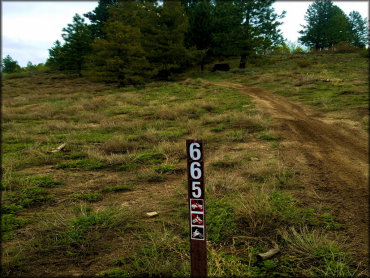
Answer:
214;81;369;261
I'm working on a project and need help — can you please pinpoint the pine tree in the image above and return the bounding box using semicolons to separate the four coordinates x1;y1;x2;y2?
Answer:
46;40;66;70
325;6;352;48
46;14;93;76
236;0;284;68
210;1;244;58
61;14;94;75
183;0;213;70
348;11;368;48
84;21;153;86
83;0;118;39
108;1;197;80
146;1;191;79
299;0;353;50
1;55;21;73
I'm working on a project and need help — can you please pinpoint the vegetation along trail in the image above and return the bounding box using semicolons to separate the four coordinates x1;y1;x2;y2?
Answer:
213;81;369;260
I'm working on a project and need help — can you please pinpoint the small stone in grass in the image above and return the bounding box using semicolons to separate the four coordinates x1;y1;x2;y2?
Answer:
146;211;159;218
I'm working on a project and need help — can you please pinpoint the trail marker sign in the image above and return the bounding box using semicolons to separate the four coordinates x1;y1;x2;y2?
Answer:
186;139;207;277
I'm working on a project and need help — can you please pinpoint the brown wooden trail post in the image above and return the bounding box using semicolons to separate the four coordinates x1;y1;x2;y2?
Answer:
186;139;207;277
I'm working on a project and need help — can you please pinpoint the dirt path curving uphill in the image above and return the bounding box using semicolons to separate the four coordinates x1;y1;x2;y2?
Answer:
213;81;369;265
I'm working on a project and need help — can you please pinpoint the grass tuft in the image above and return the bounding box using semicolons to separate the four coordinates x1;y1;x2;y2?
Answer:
55;159;105;170
102;184;135;192
27;175;62;188
70;192;102;202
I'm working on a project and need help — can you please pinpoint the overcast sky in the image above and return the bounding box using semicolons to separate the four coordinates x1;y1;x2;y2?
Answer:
2;1;368;67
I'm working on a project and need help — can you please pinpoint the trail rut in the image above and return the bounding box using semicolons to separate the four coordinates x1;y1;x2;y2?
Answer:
214;81;369;263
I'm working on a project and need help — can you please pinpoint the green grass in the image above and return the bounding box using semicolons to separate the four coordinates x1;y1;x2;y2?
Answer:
211;157;242;170
281;227;354;277
131;151;166;165
115;162;139;172
136;170;166;183
5;186;53;209
55;159;105;170
207;198;237;243
70;192;102;202
1;204;23;214
153;164;176;174
102;184;135;192
257;132;279;141
97;268;131;277
27;175;62;188
1;54;365;276
110;228;189;276
2;214;31;241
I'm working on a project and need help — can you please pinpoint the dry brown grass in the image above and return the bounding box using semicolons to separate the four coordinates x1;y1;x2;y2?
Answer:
2;67;360;276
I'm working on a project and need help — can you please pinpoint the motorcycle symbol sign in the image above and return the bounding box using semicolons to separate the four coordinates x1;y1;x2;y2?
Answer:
191;227;204;240
190;199;204;212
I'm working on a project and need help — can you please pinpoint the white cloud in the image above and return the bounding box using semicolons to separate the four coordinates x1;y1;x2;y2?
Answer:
2;1;98;66
273;1;368;44
2;1;368;67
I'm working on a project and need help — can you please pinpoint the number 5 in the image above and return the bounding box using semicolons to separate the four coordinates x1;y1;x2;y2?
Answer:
192;181;201;198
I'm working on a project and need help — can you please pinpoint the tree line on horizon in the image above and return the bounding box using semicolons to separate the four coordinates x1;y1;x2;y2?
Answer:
2;0;368;85
46;0;287;85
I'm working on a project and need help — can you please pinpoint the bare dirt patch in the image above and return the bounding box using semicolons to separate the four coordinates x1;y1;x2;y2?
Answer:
213;81;369;265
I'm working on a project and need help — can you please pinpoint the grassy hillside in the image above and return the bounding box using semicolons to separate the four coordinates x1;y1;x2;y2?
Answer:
189;52;368;129
1;53;368;276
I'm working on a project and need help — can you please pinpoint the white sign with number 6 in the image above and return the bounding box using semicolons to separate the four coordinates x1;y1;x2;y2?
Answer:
189;143;201;160
190;162;202;179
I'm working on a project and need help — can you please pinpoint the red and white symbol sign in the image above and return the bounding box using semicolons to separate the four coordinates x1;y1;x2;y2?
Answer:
191;213;204;226
190;199;204;212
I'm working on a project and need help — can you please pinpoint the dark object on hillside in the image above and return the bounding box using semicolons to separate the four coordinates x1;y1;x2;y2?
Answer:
212;63;230;72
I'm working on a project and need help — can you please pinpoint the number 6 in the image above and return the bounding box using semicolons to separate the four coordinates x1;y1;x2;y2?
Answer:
190;162;202;179
189;143;201;160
